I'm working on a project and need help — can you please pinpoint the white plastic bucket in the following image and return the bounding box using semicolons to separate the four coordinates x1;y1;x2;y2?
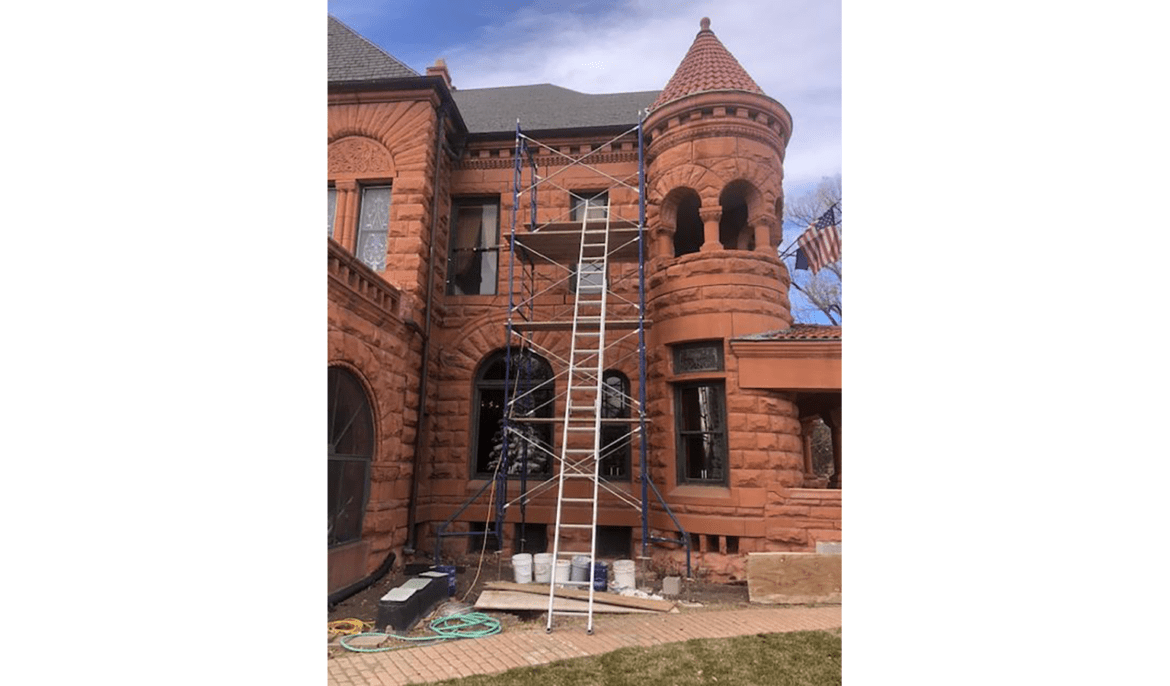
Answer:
570;555;590;582
554;559;571;583
612;559;636;591
512;553;533;583
533;553;553;583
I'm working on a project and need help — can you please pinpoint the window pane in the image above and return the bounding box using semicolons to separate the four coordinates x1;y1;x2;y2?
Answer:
328;188;337;238
328;459;368;545
357;186;391;272
570;191;608;221
678;385;725;433
448;201;499;295
673;341;724;374
676;383;727;483
572;261;606;293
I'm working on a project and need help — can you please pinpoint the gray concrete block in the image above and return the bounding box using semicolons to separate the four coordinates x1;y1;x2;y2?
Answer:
662;576;682;596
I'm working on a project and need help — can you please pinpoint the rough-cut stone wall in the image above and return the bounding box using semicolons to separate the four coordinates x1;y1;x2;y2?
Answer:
328;92;443;319
328;243;423;582
764;488;842;551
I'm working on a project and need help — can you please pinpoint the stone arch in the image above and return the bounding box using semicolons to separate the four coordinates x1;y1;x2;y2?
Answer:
649;163;724;210
661;187;704;257
328;135;397;179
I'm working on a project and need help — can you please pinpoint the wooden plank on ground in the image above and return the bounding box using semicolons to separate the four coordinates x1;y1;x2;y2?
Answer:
484;581;675;612
474;590;654;614
746;552;842;604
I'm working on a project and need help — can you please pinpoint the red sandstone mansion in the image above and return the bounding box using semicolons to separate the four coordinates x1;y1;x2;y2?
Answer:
327;15;841;593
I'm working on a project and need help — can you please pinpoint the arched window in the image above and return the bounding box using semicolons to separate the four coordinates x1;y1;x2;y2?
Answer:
328;366;374;547
600;370;631;479
473;350;555;477
719;181;754;250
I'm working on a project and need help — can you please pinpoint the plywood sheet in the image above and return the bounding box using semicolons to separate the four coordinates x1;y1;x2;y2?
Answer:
484;581;675;612
746;552;842;604
474;590;654;614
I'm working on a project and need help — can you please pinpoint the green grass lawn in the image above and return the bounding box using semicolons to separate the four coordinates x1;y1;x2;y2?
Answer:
433;629;842;686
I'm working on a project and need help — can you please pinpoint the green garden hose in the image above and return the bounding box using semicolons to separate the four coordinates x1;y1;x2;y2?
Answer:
338;611;502;653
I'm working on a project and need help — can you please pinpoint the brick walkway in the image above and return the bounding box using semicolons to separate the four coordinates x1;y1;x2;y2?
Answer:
327;605;842;685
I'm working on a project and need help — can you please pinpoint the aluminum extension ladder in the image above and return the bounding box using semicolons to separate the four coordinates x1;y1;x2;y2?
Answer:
545;200;611;634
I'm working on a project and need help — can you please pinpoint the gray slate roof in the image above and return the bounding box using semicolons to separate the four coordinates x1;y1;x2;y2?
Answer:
328;16;418;82
452;84;660;135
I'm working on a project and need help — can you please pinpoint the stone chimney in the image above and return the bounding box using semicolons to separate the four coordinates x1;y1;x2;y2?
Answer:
426;58;453;90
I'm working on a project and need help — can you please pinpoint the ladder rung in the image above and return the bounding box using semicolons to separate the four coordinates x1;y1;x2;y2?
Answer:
561;473;594;478
566;427;595;432
560;497;594;503
555;551;592;556
564;449;595;454
559;580;593;586
558;523;594;529
550;610;592;616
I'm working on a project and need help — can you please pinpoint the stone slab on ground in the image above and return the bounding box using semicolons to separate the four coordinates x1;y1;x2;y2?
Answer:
746;552;841;604
661;576;682;596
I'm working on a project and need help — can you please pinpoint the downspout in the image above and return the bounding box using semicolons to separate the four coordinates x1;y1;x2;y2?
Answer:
405;105;447;553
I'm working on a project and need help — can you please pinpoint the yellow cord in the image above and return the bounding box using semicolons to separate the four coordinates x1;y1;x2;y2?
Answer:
328;618;372;638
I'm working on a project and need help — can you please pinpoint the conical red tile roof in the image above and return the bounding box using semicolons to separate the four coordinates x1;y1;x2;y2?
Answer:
651;17;765;110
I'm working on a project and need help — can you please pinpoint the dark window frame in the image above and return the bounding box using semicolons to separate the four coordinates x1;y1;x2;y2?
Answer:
471;350;556;479
328;366;375;548
673;380;730;486
447;197;501;295
600;369;631;481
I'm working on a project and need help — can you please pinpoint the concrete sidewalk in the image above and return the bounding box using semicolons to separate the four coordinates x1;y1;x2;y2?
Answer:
327;605;842;685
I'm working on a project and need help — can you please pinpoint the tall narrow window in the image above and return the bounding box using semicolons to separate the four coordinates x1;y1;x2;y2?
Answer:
328;187;338;238
356;185;391;272
328;367;374;547
473;350;554;477
600;370;630;479
570;190;608;222
569;261;607;294
675;382;728;484
448;199;500;295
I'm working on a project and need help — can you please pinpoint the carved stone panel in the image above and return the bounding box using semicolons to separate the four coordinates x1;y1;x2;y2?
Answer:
329;137;395;177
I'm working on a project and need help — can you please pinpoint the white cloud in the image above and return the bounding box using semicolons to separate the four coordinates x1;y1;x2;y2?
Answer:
435;0;841;189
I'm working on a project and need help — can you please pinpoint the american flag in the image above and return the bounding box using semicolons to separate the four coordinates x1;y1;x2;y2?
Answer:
795;206;841;274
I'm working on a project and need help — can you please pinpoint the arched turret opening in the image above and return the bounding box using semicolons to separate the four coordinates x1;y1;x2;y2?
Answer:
671;190;704;257
719;181;758;251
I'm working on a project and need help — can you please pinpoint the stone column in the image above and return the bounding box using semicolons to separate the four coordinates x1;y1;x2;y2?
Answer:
699;207;722;252
825;407;841;489
751;213;776;254
799;417;817;475
334;180;358;251
654;221;675;259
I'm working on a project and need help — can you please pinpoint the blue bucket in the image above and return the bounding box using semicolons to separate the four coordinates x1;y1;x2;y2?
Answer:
593;561;608;592
434;565;456;596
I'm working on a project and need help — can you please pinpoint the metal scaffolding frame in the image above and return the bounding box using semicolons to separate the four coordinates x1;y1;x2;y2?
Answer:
434;117;691;632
